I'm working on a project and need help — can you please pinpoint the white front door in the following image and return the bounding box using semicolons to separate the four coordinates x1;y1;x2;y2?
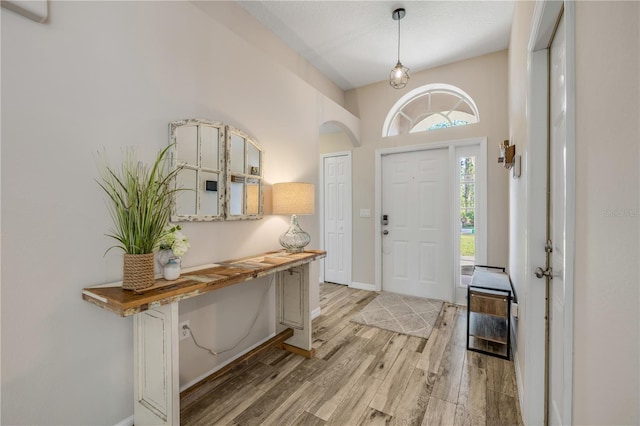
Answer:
549;12;569;426
323;154;351;285
381;148;452;301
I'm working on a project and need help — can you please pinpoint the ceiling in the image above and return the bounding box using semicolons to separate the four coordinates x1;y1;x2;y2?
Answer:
238;1;515;91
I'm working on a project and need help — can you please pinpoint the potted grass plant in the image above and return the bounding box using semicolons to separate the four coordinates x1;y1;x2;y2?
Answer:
97;144;181;291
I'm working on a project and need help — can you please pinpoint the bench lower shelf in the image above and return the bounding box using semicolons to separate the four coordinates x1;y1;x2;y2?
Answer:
468;312;509;358
468;311;508;344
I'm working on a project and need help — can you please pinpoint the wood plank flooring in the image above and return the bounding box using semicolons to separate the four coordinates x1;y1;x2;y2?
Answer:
181;283;523;425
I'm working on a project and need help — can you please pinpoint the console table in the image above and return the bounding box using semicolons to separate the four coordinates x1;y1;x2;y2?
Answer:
82;250;326;426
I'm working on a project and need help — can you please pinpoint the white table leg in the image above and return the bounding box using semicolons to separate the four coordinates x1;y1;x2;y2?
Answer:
133;302;180;425
276;264;314;356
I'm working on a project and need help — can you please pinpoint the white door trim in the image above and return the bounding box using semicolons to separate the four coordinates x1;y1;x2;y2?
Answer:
522;2;575;425
374;137;487;292
319;151;352;285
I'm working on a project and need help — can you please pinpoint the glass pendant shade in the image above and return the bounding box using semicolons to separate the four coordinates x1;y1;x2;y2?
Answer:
390;61;410;89
272;182;315;253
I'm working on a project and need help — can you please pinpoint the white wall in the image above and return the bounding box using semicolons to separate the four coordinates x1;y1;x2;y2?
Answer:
509;1;639;424
507;2;539;422
319;130;354;154
193;1;345;108
0;2;357;424
573;2;639;423
343;50;510;288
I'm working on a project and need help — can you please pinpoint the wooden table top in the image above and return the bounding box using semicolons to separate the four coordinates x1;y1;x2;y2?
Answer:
82;250;326;317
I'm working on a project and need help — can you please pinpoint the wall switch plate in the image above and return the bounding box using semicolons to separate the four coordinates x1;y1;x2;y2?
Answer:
359;208;371;218
179;320;190;340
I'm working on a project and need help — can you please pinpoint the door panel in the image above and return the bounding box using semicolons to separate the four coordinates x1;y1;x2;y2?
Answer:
382;148;451;301
419;242;436;282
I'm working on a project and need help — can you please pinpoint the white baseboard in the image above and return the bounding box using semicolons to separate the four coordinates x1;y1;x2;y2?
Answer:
311;307;321;319
349;281;377;291
113;414;134;426
511;322;526;425
514;346;526;424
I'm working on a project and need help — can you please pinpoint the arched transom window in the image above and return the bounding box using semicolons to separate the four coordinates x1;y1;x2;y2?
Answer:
382;83;479;137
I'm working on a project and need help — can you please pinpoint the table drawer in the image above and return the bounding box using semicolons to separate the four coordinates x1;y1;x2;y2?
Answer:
469;292;508;317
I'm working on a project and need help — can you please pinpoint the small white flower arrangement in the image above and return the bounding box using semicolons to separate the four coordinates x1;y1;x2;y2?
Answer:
157;224;190;265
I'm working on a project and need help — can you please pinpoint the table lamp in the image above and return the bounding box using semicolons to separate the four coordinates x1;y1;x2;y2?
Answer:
272;182;314;253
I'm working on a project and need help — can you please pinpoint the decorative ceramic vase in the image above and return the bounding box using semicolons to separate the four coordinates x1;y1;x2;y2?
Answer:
123;253;155;291
157;249;174;267
163;258;181;281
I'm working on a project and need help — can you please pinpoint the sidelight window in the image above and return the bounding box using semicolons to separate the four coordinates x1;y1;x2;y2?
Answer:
459;155;476;286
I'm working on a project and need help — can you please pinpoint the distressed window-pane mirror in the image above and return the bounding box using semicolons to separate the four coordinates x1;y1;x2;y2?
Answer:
226;126;263;220
170;119;225;221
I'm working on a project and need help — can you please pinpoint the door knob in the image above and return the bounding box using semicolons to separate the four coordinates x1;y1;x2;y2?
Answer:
383;230;389;235
535;267;552;279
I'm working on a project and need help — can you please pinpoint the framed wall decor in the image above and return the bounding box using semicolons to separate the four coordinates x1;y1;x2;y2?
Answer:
169;120;264;221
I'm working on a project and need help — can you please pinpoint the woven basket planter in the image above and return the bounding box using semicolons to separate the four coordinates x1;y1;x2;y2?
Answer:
123;253;155;291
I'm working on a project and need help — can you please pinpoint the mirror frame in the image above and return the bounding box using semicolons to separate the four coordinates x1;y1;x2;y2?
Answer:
225;126;264;220
169;120;264;221
169;119;226;222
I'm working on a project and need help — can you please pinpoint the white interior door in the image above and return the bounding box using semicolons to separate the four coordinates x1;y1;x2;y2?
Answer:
549;13;569;426
526;3;574;425
381;148;452;301
323;154;351;285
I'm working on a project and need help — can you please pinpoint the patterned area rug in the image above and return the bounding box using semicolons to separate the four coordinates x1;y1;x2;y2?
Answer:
351;292;443;339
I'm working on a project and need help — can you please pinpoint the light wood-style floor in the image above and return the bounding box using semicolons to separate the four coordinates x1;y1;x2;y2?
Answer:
181;283;523;425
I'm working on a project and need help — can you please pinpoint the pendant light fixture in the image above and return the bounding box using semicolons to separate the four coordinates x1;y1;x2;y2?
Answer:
389;7;409;89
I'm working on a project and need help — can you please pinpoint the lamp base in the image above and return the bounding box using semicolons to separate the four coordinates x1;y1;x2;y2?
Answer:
279;214;310;253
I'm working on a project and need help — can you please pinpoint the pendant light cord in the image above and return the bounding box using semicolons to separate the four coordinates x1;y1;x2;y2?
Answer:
397;13;401;63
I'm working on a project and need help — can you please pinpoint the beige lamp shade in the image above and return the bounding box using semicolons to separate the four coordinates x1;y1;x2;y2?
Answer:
272;182;314;215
